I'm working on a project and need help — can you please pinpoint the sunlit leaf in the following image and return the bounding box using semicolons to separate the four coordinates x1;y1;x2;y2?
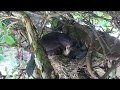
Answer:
5;74;10;79
9;53;16;69
0;55;5;62
5;35;15;45
95;18;111;27
109;70;116;79
71;12;84;20
103;13;112;19
94;11;104;17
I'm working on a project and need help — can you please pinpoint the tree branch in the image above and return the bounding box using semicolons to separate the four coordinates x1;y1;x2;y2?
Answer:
12;11;55;79
101;58;120;79
39;11;73;38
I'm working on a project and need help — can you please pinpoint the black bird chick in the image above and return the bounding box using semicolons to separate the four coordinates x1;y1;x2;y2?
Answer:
68;42;88;60
41;32;73;57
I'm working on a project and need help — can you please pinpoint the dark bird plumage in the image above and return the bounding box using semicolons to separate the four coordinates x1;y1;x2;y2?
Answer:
41;32;73;56
68;42;88;60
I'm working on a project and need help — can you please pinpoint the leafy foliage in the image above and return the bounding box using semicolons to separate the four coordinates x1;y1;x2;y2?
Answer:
4;35;15;45
0;18;15;45
93;11;112;19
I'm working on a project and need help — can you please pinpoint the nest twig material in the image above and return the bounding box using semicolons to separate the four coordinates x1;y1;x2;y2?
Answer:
48;55;87;79
49;16;120;79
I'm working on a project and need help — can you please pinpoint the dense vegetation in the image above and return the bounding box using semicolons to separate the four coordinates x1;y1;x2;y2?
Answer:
0;11;120;79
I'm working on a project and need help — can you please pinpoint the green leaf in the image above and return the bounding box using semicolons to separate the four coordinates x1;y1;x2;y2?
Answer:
109;70;116;79
105;28;111;33
0;22;7;31
8;27;14;34
0;55;5;62
0;35;3;43
0;16;2;20
13;74;18;79
94;11;104;17
9;53;16;69
5;74;10;79
5;67;8;72
71;12;84;20
11;68;17;74
22;60;27;69
52;19;59;27
5;35;15;45
55;16;60;19
95;18;110;27
0;48;5;62
0;47;3;54
9;53;13;61
103;13;112;19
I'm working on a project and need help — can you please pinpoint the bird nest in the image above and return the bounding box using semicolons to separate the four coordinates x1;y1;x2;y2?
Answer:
46;17;120;79
48;55;88;79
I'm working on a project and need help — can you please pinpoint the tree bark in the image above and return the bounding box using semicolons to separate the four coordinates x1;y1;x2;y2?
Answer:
12;11;55;79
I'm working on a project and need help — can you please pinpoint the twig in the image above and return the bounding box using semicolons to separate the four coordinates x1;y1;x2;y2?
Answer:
101;58;120;79
0;16;18;22
18;70;25;79
81;19;109;78
47;11;73;19
83;19;107;57
25;11;44;19
86;45;98;79
98;32;111;52
0;44;20;48
7;21;18;28
39;11;73;38
39;16;48;38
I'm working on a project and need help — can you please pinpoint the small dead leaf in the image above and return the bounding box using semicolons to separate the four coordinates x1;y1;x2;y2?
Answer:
95;67;105;77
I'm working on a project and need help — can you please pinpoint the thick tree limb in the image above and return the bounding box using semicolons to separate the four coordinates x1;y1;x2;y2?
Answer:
12;11;55;79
